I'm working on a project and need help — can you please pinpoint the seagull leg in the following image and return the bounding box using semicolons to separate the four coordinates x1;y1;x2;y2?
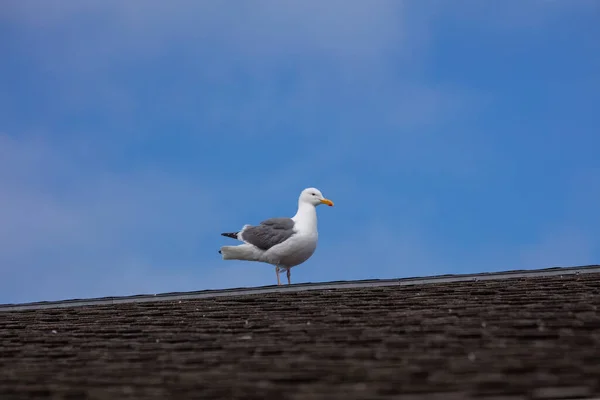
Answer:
287;268;291;285
276;266;281;286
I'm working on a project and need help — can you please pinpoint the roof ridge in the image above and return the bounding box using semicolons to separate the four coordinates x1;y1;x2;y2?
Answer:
2;264;600;312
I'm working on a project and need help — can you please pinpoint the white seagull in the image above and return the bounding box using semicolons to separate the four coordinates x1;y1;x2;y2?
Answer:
219;187;334;285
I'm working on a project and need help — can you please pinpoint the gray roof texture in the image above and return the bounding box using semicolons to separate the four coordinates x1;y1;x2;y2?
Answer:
1;265;600;400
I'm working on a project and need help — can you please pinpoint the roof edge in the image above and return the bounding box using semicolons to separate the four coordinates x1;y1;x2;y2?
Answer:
2;264;600;312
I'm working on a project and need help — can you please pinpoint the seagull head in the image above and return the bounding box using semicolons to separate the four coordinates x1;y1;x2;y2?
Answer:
299;187;334;207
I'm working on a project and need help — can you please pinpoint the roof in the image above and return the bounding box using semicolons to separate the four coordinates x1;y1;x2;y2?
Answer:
1;265;600;400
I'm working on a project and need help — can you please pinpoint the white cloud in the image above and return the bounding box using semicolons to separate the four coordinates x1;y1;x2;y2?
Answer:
1;0;460;143
0;133;378;302
3;258;276;304
3;0;596;305
2;0;417;73
0;134;239;301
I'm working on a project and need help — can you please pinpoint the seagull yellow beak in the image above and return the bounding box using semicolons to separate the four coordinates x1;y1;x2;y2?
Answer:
320;198;334;207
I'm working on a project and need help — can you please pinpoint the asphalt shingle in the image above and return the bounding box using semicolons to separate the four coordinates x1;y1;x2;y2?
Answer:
1;269;600;399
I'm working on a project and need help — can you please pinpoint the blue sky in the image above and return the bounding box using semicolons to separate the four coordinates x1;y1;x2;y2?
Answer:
1;0;599;304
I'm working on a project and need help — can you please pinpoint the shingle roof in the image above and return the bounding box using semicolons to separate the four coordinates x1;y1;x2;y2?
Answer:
1;265;600;400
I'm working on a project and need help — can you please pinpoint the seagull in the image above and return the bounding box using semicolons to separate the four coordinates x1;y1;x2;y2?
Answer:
219;187;334;285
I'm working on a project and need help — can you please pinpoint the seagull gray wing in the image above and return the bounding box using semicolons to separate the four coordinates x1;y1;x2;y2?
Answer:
240;217;296;251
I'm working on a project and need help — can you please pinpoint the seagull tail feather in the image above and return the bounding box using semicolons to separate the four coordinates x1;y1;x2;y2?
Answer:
219;244;260;262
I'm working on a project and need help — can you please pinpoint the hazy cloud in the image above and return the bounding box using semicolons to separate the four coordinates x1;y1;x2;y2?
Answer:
1;0;597;304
